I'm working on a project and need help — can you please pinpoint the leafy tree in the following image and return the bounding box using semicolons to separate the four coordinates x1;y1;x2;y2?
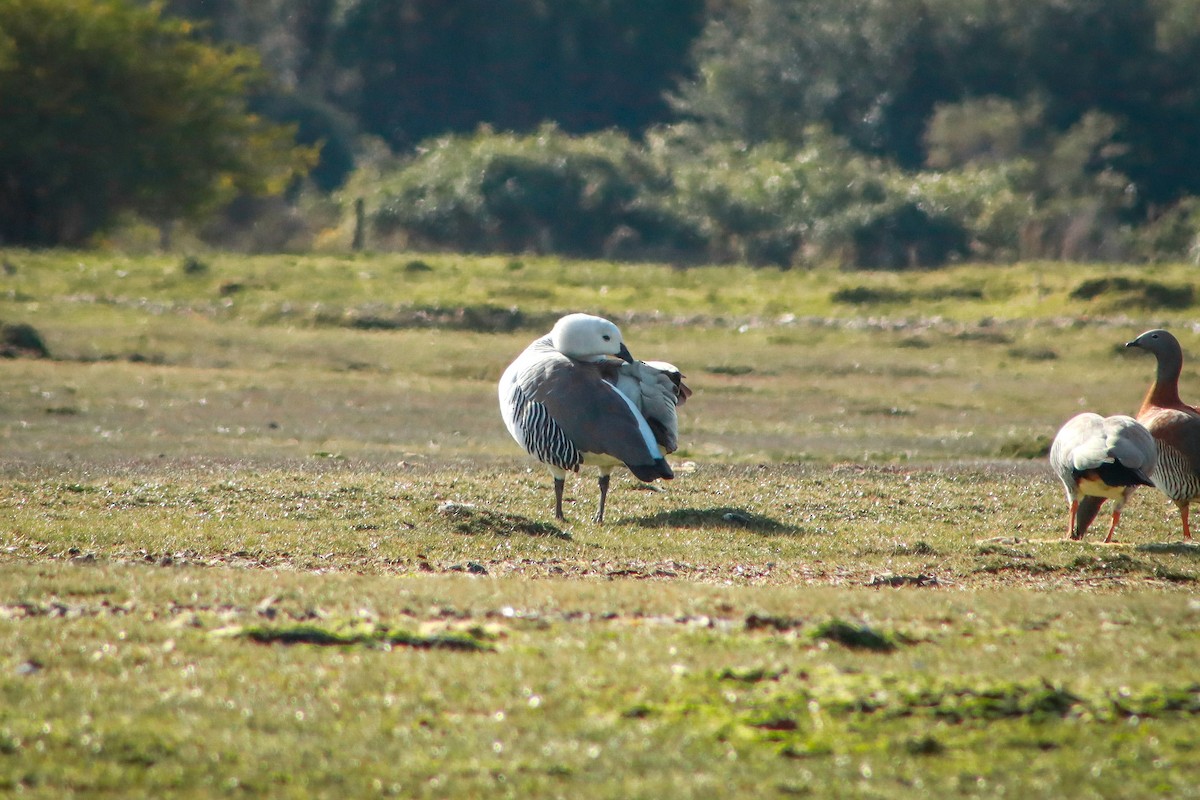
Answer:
674;0;1200;209
0;0;316;246
671;0;949;160
155;0;338;93
330;0;705;148
152;0;356;189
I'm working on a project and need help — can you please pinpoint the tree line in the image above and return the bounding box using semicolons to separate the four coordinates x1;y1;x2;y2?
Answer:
4;0;1200;266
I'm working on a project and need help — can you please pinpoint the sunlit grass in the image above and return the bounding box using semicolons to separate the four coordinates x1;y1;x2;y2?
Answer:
5;249;1200;325
2;249;1200;797
1;556;1199;798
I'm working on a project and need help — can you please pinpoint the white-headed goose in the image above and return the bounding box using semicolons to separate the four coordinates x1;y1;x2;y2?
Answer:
1049;412;1156;541
499;313;690;522
1126;328;1200;540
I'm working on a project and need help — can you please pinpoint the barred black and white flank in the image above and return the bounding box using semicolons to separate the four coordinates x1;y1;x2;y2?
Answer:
506;383;582;474
499;313;690;523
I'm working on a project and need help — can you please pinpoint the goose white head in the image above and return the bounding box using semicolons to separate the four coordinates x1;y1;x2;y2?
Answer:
550;313;634;363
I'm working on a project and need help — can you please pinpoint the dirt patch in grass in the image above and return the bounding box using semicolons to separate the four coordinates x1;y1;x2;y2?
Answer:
0;322;50;358
996;434;1053;459
10;541;1198;592
346;304;555;332
220;620;496;651
811;619;899;651
866;572;941;588
1069;276;1194;309
831;286;984;305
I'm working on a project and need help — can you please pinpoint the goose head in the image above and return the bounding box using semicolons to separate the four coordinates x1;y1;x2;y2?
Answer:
550;314;634;363
1126;328;1181;358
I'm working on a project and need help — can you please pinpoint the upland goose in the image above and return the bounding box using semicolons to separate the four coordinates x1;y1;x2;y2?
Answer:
499;313;690;522
1049;412;1156;541
1126;328;1200;540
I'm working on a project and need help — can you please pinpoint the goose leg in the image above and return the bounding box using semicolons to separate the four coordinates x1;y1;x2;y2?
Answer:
1067;499;1078;539
1180;502;1193;541
554;477;566;521
1104;495;1128;544
595;472;612;523
1103;509;1121;543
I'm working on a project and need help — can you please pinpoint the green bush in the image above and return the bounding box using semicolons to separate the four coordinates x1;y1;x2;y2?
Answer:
367;126;703;259
345;124;1197;268
900;167;1034;262
844;202;970;269
655;127;976;268
652;137;812;266
1130;197;1200;263
924;98;1136;261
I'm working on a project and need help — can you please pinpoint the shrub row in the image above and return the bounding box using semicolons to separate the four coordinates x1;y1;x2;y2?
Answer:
337;125;1193;268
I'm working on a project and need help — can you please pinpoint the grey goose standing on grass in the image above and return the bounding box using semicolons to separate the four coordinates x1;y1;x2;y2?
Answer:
499;313;690;522
1049;412;1156;542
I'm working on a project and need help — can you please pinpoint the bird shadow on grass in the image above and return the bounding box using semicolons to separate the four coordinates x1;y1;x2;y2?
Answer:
1135;542;1200;558
437;502;571;540
632;507;803;536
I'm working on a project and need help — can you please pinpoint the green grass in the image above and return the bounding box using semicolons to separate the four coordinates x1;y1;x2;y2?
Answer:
4;249;1199;326
3;558;1199;798
3;249;1200;797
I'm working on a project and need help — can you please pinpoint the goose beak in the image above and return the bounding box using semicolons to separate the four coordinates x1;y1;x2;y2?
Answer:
1125;339;1140;349
617;343;635;363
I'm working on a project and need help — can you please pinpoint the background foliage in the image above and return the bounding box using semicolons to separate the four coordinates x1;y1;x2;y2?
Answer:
8;0;1200;264
0;0;315;247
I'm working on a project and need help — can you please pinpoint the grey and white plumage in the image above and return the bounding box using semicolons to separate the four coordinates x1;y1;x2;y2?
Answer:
1049;412;1156;542
1126;328;1200;540
499;313;690;522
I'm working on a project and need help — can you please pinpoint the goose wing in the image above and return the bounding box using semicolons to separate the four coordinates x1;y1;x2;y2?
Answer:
615;360;689;453
1051;413;1104;491
508;352;666;473
1050;413;1156;494
1101;415;1157;481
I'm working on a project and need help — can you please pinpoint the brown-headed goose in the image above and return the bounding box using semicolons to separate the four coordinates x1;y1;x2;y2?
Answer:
499;313;690;522
1126;328;1200;540
1049;412;1156;542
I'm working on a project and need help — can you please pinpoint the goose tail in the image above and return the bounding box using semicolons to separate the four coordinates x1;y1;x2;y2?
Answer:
627;458;674;483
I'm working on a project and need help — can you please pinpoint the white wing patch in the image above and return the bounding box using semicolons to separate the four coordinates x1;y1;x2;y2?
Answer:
604;379;663;459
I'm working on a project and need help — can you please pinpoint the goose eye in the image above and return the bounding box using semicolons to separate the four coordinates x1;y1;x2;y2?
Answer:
602;335;611;341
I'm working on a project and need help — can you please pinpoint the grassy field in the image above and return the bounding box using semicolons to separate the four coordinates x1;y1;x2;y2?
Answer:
2;250;1200;798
